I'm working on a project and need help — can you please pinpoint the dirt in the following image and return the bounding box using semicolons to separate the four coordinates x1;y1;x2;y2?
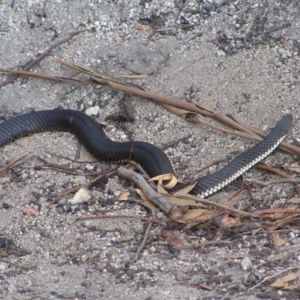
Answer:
0;1;300;299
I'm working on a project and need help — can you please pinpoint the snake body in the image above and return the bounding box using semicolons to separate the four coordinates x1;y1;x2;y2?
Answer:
0;109;293;197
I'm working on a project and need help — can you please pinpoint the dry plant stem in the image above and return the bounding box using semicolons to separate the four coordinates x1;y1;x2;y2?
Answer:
1;59;299;155
196;157;229;173
55;60;268;137
56;60;300;156
176;193;254;218
248;178;300;187
0;30;85;87
174;240;231;250
101;81;257;135
0;68;87;85
0;258;37;270
256;163;291;178
133;162;159;190
250;266;300;290
132;222;153;263
37;156;82;175
117;166;182;219
0;152;34;174
129;199;157;263
77;215;160;224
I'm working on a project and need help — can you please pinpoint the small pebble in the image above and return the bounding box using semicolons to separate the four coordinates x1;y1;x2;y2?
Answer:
2;203;10;209
69;188;91;204
85;106;100;116
241;256;252;271
0;263;7;273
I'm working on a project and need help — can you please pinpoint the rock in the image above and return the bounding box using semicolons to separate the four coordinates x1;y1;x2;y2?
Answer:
85;106;100;116
69;188;91;204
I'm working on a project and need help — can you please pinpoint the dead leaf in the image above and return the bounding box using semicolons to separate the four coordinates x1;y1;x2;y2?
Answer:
226;254;250;259
161;229;186;247
220;213;239;227
285;162;300;173
160;103;191;116
273;235;287;247
270;270;300;288
149;173;177;190
283;282;300;290
116;74;147;79
182;209;207;220
196;283;214;291
165;194;206;207
253;207;300;217
183;208;221;229
118;192;130;201
288;197;300;204
135;189;158;211
133;25;151;31
22;206;38;216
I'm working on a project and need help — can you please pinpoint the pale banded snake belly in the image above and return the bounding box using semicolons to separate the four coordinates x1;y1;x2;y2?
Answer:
0;109;293;197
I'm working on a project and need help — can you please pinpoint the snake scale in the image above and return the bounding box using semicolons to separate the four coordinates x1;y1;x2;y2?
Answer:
0;109;293;197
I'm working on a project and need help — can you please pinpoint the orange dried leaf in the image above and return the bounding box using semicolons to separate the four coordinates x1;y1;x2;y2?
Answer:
283;282;300;290
288;197;300;204
196;283;214;291
270;270;300;288
118;192;130;201
165;194;206;207
220;213;239;227
157;183;169;194
183;208;221;228
182;209;207;220
161;229;186;247
149;173;177;190
273;235;287;247
285;162;300;173
22;206;38;216
133;25;151;31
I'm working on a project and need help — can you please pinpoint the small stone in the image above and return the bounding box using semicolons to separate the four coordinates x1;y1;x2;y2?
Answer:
21;173;28;179
85;106;100;116
241;256;252;271
85;164;95;171
83;221;92;228
2;203;10;209
278;48;292;59
69;188;91;204
74;176;87;185
0;263;7;273
149;246;156;253
216;50;225;57
56;206;65;214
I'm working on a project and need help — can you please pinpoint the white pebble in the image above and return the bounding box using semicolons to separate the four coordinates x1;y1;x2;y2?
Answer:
241;257;252;271
0;263;7;273
85;106;100;116
85;164;94;171
69;188;91;204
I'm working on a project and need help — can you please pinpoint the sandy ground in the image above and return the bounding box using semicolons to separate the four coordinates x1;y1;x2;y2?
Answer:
0;1;300;299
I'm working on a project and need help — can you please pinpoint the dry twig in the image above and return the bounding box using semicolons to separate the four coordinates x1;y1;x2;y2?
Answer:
0;152;34;174
117;166;182;219
176;193;254;218
0;30;86;87
1;59;299;156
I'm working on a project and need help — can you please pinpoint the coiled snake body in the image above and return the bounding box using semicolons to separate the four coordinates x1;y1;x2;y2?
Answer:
0;109;293;197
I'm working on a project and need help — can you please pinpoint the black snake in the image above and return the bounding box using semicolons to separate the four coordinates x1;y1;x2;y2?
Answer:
0;109;293;197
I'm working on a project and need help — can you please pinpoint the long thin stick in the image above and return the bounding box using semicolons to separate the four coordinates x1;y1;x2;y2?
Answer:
0;30;86;87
